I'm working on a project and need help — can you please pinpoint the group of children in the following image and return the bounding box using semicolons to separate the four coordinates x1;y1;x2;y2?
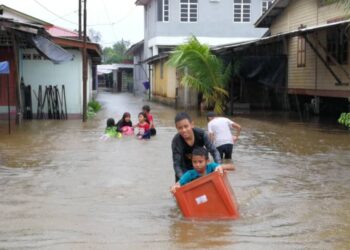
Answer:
105;108;236;194
103;105;156;140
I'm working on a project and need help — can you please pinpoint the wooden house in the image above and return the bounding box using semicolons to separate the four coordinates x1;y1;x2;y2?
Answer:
255;0;350;114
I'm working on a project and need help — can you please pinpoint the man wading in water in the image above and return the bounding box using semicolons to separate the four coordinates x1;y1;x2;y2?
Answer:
171;112;221;182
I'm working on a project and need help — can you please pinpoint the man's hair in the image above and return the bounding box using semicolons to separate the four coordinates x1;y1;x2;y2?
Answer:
207;111;216;119
142;105;150;112
174;112;192;124
192;147;209;159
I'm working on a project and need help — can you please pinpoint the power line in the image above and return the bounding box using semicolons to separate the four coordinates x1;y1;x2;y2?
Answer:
32;0;77;25
102;0;117;41
48;9;78;23
32;0;137;28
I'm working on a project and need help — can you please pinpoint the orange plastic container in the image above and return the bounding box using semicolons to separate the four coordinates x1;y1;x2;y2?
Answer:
174;171;239;220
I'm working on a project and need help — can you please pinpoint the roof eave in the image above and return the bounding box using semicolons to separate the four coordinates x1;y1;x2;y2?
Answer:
135;0;151;6
0;4;52;26
255;0;291;28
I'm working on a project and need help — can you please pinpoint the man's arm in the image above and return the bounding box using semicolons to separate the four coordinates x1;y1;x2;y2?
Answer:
231;121;241;143
172;137;184;179
207;122;215;143
203;131;221;163
216;163;236;174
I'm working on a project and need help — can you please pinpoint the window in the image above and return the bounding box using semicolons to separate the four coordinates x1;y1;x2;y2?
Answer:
327;28;348;65
262;0;273;13
180;0;198;22
157;0;169;22
297;36;306;67
22;53;31;60
234;0;251;23
33;54;43;60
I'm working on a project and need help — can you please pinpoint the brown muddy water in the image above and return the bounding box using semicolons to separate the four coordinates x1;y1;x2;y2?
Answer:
0;92;350;250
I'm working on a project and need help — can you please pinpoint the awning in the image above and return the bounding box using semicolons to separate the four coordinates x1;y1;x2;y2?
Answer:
31;35;74;64
213;19;350;53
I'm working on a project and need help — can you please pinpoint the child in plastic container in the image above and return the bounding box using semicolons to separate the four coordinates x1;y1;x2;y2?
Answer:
171;147;235;193
100;118;122;140
116;112;134;136
134;112;151;139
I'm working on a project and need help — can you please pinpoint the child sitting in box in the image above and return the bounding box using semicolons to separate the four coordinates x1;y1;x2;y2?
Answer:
171;147;235;193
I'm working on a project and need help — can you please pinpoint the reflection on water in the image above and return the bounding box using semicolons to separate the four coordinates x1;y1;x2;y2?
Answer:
0;92;350;249
170;219;234;249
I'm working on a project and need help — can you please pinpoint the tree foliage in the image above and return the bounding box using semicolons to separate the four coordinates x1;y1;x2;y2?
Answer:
338;112;350;128
88;28;101;43
167;36;233;114
102;39;132;64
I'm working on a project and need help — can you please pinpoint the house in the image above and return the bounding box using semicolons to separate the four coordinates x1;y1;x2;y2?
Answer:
127;40;147;96
254;0;350;114
0;4;101;121
97;64;134;93
130;0;273;108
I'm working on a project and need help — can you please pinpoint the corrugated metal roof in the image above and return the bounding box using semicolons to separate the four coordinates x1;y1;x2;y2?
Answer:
126;40;144;55
214;19;350;53
97;64;134;75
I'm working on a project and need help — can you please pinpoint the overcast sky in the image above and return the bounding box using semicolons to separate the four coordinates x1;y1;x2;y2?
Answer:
1;0;144;48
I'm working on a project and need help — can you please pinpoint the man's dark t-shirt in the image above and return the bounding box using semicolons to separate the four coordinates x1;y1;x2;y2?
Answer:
171;127;221;180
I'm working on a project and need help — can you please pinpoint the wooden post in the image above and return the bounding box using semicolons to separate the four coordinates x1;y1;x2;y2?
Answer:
78;0;82;39
7;75;10;134
82;0;87;122
10;31;21;125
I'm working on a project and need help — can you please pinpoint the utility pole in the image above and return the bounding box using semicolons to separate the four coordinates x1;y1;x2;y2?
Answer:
78;0;82;39
82;0;87;122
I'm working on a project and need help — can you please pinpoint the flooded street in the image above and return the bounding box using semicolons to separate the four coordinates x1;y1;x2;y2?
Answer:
0;91;350;249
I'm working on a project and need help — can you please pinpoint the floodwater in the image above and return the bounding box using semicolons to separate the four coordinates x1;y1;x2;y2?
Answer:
0;91;350;250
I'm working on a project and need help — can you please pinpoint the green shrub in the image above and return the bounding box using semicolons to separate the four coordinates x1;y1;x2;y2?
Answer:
88;100;102;113
338;112;350;128
87;106;96;119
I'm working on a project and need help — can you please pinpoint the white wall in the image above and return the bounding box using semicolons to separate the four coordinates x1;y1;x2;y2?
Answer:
20;49;85;116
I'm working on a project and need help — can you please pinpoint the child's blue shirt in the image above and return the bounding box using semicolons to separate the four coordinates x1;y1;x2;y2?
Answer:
179;162;220;186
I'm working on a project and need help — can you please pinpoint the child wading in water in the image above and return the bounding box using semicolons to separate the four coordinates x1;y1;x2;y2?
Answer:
101;118;122;140
116;112;133;136
142;105;156;136
171;147;235;193
134;112;151;139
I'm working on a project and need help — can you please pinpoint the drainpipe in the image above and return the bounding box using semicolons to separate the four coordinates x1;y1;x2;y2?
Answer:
148;64;152;101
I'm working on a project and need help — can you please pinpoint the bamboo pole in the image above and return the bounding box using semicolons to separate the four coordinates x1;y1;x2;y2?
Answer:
82;0;87;122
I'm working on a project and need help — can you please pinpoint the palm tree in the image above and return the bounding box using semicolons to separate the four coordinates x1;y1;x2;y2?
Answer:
167;36;232;114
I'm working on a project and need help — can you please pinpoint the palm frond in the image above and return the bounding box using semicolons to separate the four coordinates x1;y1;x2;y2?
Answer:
167;35;233;114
